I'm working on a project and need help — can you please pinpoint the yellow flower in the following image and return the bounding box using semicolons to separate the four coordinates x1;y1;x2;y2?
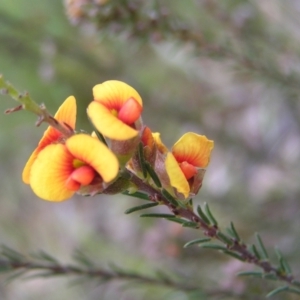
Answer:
87;80;143;140
22;96;77;184
29;134;119;201
165;133;214;198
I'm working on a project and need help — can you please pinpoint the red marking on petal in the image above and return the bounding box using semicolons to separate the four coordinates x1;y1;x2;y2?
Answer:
70;165;96;186
179;161;197;180
65;177;81;191
118;98;142;125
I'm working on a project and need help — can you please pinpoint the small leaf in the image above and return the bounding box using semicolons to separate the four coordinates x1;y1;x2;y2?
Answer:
275;248;291;275
122;191;150;201
255;233;269;260
223;250;245;261
216;231;233;245
1;245;25;262
196;205;210;225
201;244;228;251
167;217;187;224
237;271;264;278
161;189;178;207
140;213;176;219
125;202;159;214
203;203;218;226
183;238;211;248
31;250;59;264
249;244;261;260
73;250;93;267
182;221;199;228
145;162;162;188
138;143;147;179
229;222;240;241
266;286;289;298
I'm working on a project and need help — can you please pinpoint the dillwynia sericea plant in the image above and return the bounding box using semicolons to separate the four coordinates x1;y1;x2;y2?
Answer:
1;75;300;298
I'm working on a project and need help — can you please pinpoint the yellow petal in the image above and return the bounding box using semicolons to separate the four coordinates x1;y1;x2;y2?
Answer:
30;144;75;201
93;80;143;108
87;101;138;140
165;153;190;198
22;96;77;184
172;133;214;168
152;132;168;154
66;134;119;183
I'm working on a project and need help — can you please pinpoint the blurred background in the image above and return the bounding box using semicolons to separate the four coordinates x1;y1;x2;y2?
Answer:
1;0;300;299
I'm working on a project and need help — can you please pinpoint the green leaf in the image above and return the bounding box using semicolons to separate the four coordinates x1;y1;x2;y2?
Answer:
266;286;289;298
255;233;269;260
31;250;59;264
140;213;176;219
161;189;178;207
196;205;210;225
72;250;93;267
125;202;159;214
145;162;162;188
229;222;240;241
182;221;199;228
138;143;147;179
166;217;187;224
183;238;211;248
275;248;291;274
1;245;25;262
216;231;233;245
237;271;264;278
223;250;245;261
203;203;218;226
249;244;261;260
122;191;149;201
200;244;227;251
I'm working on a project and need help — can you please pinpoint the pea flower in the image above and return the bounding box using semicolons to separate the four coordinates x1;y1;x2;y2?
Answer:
22;96;77;184
87;80;143;141
165;133;214;199
23;96;119;201
29;133;119;201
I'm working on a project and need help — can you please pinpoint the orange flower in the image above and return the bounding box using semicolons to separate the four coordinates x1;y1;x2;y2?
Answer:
87;80;143;140
29;134;119;201
22;96;77;184
165;133;214;198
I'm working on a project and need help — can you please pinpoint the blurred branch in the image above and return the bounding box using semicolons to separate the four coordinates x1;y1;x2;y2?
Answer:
66;0;300;92
0;246;233;298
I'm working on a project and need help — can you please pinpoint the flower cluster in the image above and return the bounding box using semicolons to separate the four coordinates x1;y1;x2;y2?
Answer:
23;80;214;202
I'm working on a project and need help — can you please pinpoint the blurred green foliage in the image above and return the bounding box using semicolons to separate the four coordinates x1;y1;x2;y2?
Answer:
1;0;300;299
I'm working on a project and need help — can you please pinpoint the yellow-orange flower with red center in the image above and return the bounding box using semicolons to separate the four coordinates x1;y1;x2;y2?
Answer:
29;134;119;201
22;96;77;184
165;133;214;198
87;80;143;141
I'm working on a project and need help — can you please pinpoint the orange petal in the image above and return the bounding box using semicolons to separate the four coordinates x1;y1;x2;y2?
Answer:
66;134;119;183
165;153;190;198
93;80;143;109
30;144;75;201
172;133;214;168
22;96;77;184
87;101;138;140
